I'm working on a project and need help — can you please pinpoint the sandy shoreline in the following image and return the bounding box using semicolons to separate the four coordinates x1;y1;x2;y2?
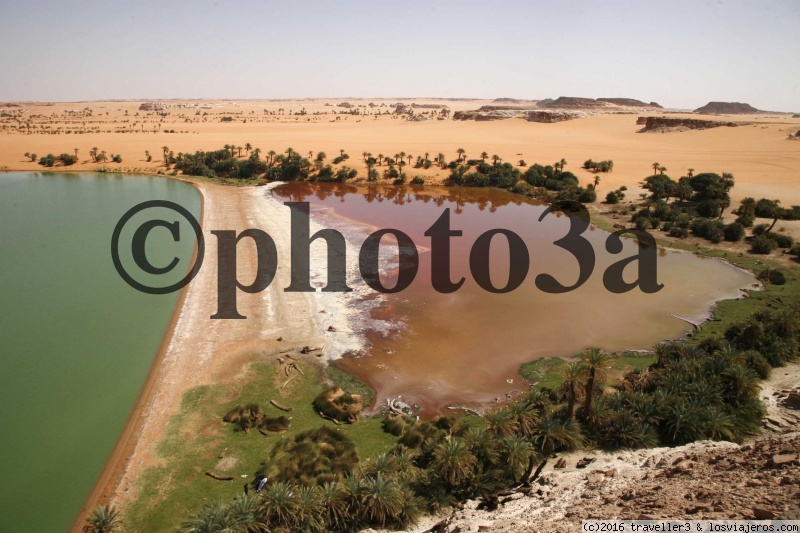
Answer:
67;179;342;530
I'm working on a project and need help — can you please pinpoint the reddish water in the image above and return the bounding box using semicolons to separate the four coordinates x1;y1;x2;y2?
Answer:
272;183;754;416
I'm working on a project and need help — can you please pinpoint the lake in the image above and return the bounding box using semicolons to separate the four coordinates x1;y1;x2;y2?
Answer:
271;182;755;415
0;172;200;532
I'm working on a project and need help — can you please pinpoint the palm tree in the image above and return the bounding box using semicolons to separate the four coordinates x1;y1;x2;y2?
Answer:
252;148;261;159
593;175;601;189
766;204;785;233
319;481;348;531
531;412;583;454
659;165;667;175
652;162;660;175
162;146;169;163
480;151;488;162
363;151;369;162
74;148;79;160
340;148;345;157
407;153;413;164
377;153;384;165
424;152;429;162
432;439;477;490
485;408;518;437
559;158;567;172
180;500;229;533
359;474;406;527
83;505;121;533
437;152;446;168
501;435;535;481
244;142;252;155
295;485;323;532
456;148;466;163
260;481;299;530
579;348;612;419
226;495;268;532
721;366;760;404
267;150;276;165
561;363;584;420
491;154;500;167
687;168;695;178
91;147;99;162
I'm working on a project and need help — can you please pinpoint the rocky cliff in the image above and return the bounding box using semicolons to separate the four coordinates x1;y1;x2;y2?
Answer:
694;102;762;114
639;116;741;133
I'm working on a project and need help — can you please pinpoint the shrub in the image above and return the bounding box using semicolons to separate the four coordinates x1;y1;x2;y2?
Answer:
259;427;359;486
723;222;745;242
752;223;770;236
578;188;597;203
410;176;425;185
758;269;786;286
38;154;56;167
751;235;776;254
669;225;690;238
769;232;794;249
606;191;620;204
690;218;724;243
313;387;363;423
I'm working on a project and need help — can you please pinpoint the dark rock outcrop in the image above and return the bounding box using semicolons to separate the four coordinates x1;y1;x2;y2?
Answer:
598;98;662;108
694;101;762;114
540;96;605;109
639;116;741;133
452;109;519;121
453;108;586;122
526;110;586;123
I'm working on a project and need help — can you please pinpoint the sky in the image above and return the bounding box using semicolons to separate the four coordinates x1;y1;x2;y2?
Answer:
0;0;798;111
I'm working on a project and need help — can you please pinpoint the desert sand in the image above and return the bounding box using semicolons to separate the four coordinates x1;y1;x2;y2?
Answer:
2;98;800;207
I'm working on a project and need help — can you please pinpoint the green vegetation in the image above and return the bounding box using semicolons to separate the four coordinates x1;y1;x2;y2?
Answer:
605;186;627;204
583;159;614;173
122;363;396;532
38;153;77;167
83;505;122;533
449;159;600;205
313;387;363;423
169;299;799;532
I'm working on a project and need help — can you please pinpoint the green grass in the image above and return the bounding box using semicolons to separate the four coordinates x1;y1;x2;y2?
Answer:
125;362;397;533
519;357;571;389
695;267;800;341
519;351;657;392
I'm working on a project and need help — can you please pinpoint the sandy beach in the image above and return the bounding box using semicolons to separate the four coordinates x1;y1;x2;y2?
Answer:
69;180;360;530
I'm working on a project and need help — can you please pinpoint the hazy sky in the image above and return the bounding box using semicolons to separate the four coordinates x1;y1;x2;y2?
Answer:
1;0;798;110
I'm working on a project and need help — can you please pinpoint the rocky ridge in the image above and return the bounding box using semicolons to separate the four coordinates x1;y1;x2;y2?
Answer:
638;116;742;133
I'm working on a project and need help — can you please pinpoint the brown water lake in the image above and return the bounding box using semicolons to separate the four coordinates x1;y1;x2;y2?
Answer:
271;183;755;416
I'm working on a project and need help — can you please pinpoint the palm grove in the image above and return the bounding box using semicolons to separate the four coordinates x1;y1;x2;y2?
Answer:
82;301;800;533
